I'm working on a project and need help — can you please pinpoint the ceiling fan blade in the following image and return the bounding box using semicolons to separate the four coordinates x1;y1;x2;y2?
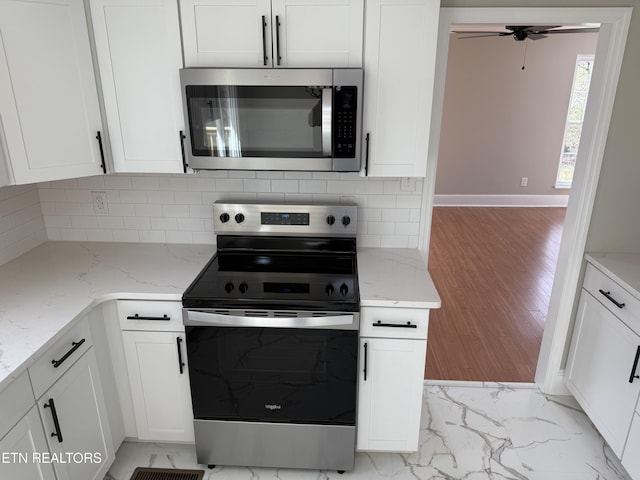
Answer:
454;33;503;39
527;33;547;40
543;27;601;34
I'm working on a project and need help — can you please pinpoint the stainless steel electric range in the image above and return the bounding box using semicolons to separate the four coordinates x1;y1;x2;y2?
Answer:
182;202;359;472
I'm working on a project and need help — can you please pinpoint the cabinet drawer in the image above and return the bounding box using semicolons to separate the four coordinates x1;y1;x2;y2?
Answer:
360;307;429;340
583;263;640;335
0;372;34;440
29;319;92;399
117;300;184;332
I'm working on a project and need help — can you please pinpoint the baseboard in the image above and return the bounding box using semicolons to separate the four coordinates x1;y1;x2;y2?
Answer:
434;194;570;207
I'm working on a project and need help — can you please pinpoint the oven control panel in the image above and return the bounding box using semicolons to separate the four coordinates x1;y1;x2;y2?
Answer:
213;202;357;237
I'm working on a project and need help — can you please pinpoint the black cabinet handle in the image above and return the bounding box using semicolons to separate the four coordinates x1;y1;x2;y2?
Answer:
177;337;185;375
44;399;63;443
96;131;107;174
364;132;370;176
372;320;417;329
363;342;368;381
126;314;171;321
275;15;282;66
630;346;640;383
598;289;625;309
179;130;188;173
261;15;269;65
51;338;86;368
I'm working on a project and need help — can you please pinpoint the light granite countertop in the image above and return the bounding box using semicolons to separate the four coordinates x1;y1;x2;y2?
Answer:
585;252;640;300
357;247;441;309
0;242;440;393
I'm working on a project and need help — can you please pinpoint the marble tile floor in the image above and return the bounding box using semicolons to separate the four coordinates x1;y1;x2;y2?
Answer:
105;382;631;480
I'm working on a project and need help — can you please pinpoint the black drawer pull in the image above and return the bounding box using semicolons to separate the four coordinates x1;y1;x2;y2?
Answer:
44;399;63;443
177;337;185;375
630;346;640;383
598;289;625;309
372;320;417;329
51;338;86;368
126;314;171;321
363;342;368;381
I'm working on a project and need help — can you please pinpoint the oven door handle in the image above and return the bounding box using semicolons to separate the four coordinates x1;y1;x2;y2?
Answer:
184;310;357;329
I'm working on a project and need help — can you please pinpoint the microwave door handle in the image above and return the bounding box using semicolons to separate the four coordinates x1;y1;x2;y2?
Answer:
321;87;332;156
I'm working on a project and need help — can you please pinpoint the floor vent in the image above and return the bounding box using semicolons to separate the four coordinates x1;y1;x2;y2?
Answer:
129;467;205;480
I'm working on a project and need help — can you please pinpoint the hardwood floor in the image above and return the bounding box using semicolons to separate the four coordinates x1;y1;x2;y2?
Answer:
426;207;566;382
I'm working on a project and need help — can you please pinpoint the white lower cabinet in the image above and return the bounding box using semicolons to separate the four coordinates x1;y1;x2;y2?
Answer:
623;413;640;479
37;348;115;480
118;300;194;442
357;307;429;452
122;330;194;442
0;407;56;480
566;262;640;460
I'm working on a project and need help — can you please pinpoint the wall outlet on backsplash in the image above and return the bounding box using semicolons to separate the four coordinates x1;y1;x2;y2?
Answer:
92;191;108;215
401;178;416;192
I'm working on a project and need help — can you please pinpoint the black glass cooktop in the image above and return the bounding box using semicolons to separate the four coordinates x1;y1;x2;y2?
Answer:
183;236;359;311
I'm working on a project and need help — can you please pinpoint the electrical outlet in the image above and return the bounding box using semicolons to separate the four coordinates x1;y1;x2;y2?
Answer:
92;191;108;215
401;177;416;192
520;177;528;187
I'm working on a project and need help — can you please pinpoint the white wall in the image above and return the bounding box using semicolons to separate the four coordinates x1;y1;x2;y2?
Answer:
36;172;424;248
436;30;598;197
0;184;47;266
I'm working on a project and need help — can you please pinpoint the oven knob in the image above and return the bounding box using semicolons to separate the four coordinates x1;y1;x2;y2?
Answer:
325;284;335;296
341;216;351;226
235;213;245;224
339;283;349;296
219;212;230;223
239;282;248;294
326;215;336;226
224;282;234;293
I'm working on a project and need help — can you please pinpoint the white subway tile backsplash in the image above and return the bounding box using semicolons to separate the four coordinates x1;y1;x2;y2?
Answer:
0;184;47;266
271;180;299;193
243;179;270;192
30;173;424;249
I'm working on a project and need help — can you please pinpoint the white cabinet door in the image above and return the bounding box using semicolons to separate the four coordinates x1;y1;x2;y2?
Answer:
357;337;427;452
0;0;105;184
90;0;185;173
362;0;439;177
122;331;194;442
623;413;640;479
38;349;115;480
180;0;272;67
270;0;363;67
0;407;56;480
565;290;640;457
180;0;362;68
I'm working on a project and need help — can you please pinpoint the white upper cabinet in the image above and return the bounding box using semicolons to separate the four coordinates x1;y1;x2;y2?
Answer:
180;0;363;68
270;0;363;68
0;0;106;184
90;0;186;173
361;0;439;177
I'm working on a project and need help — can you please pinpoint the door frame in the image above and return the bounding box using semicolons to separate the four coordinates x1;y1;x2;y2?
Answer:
419;7;632;394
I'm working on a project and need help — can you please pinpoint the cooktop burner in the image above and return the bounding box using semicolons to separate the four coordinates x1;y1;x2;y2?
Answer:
182;202;359;312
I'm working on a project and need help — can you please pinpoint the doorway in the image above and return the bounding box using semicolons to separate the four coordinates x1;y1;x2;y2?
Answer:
425;23;598;382
419;7;632;394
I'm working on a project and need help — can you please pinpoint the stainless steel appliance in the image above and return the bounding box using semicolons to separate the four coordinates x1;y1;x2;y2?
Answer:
182;202;359;472
179;68;363;172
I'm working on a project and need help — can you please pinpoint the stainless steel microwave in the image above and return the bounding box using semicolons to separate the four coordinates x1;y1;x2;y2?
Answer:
179;68;363;172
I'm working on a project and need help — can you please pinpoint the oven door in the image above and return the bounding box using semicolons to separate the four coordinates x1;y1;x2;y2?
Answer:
184;313;358;426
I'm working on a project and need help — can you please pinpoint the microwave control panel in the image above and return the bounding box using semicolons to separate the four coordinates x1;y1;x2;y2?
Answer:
333;86;358;158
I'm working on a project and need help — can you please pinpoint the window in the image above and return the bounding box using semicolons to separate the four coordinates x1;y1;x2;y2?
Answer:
555;55;595;188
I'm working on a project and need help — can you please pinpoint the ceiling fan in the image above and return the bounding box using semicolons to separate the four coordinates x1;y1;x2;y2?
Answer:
453;25;600;41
